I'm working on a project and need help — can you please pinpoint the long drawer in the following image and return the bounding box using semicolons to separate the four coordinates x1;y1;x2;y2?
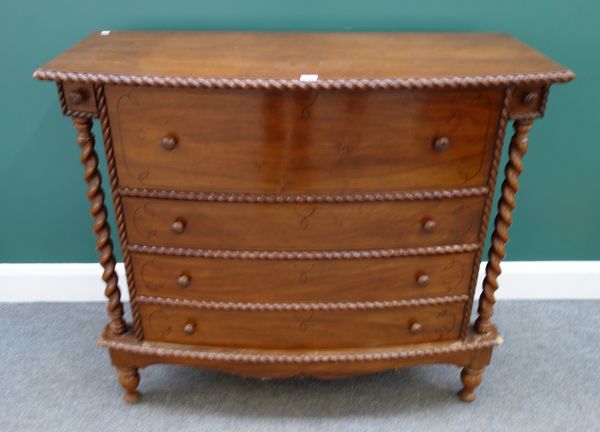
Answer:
122;196;484;250
139;302;464;349
107;86;502;193
131;252;476;302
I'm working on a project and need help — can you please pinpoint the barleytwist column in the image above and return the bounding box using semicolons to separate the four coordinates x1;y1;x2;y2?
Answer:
72;117;127;335
475;118;534;334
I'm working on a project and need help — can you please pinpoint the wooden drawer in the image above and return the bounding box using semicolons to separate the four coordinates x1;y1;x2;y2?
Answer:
139;302;464;349
122;196;484;250
107;86;503;193
131;252;476;302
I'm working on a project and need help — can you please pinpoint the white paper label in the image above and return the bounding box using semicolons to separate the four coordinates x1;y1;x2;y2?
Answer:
300;74;318;82
100;30;111;36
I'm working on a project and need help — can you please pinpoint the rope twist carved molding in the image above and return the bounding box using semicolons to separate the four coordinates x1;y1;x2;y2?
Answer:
66;111;96;118
34;69;575;90
72;117;126;335
511;112;543;121
99;335;501;364
475;118;533;334
137;294;468;312
128;243;480;260
57;82;68;114
460;89;511;338
119;187;489;203
95;85;144;340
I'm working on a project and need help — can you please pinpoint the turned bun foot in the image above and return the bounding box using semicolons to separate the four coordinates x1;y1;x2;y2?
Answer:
124;390;141;404
117;366;141;404
457;366;484;402
457;387;477;402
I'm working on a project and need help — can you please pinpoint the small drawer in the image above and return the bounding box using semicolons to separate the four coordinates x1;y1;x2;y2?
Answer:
61;82;97;115
122;196;484;250
509;86;547;117
139;302;464;349
106;86;503;193
131;252;476;303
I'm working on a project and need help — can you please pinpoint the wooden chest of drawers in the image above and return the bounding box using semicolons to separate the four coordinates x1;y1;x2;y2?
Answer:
35;31;573;404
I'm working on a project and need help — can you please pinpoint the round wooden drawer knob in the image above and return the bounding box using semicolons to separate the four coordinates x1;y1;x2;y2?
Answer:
161;135;178;151
422;218;437;232
433;136;450;152
171;218;186;234
183;323;196;335
177;273;191;287
68;89;86;105
416;273;430;287
409;322;423;334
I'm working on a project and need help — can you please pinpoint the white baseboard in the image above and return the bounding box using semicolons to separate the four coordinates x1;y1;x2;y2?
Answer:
0;261;598;302
474;261;600;299
0;263;129;302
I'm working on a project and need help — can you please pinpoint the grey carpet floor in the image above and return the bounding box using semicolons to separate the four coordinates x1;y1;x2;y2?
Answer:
0;301;598;432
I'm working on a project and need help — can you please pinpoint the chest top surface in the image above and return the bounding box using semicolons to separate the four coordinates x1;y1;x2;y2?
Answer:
34;31;573;88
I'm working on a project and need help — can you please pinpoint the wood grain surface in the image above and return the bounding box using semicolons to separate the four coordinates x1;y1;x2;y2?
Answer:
122;196;484;250
140;302;464;349
105;327;498;379
108;86;502;193
37;32;570;81
131;252;476;302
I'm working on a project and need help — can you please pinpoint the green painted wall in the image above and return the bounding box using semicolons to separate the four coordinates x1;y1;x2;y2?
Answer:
1;0;598;263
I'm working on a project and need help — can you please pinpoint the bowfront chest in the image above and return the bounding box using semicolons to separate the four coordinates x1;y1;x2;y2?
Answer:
35;32;573;403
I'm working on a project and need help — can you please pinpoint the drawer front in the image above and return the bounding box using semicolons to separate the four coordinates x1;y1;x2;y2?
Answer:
140;302;464;349
132;252;476;302
107;86;502;193
122;196;484;250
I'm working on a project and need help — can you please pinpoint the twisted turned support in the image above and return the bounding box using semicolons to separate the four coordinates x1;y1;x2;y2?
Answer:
475;118;534;334
72;117;127;335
